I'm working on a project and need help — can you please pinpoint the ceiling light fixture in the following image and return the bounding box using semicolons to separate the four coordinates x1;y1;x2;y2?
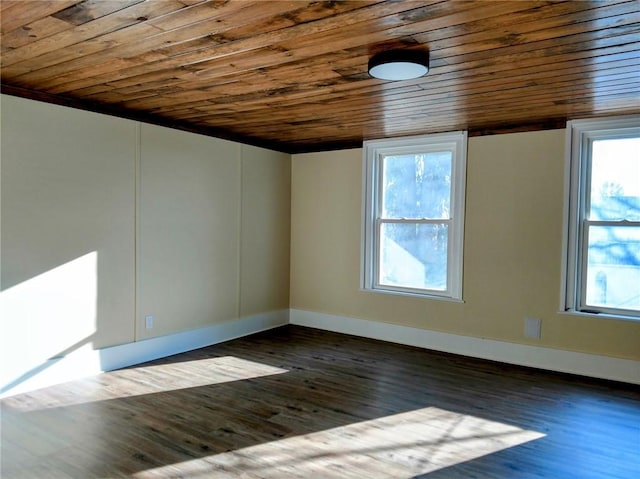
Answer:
368;49;430;81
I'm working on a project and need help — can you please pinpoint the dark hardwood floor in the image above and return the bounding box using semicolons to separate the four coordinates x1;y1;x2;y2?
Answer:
2;325;639;478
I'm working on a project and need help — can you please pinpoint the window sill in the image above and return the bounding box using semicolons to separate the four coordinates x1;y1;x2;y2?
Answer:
559;309;640;323
361;287;464;303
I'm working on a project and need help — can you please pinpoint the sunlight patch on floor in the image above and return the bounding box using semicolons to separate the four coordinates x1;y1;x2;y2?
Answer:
2;356;288;412
135;407;545;478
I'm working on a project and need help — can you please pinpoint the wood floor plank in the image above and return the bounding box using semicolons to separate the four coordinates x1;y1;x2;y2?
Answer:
1;325;639;478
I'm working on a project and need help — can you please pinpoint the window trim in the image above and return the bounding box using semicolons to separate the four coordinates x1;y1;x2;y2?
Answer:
562;115;640;319
361;131;467;301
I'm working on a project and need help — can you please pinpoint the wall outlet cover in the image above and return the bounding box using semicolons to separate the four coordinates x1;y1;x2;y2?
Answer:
524;317;541;339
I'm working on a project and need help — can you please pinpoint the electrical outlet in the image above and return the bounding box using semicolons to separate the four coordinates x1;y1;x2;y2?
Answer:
145;315;154;329
524;317;541;339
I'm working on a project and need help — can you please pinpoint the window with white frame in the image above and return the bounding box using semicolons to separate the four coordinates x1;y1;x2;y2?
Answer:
362;132;467;300
563;116;640;319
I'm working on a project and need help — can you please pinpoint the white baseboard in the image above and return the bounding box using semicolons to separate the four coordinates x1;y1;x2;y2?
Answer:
1;310;288;398
290;309;640;385
4;307;637;398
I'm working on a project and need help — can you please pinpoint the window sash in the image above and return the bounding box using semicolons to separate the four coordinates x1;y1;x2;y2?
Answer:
374;218;453;296
362;131;466;301
578;221;640;315
376;218;453;224
379;153;453;221
564;116;640;319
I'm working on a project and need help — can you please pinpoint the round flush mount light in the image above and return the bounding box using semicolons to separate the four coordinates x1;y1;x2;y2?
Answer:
368;49;430;81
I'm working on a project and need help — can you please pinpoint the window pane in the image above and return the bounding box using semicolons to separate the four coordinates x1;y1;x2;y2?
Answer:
379;223;448;290
585;225;640;310
589;138;640;221
382;152;452;219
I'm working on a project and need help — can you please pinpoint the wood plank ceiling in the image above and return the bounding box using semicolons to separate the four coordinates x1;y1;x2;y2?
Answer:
2;0;639;154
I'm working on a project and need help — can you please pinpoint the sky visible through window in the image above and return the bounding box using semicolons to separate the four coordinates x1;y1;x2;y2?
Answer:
591;138;640;199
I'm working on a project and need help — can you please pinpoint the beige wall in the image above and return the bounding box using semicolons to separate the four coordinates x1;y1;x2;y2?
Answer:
290;131;640;360
137;125;241;339
1;95;136;356
1;96;136;386
1;95;291;386
136;130;291;338
240;144;291;317
3;91;637;386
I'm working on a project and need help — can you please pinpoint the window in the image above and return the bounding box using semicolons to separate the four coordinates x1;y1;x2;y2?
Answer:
362;132;467;300
563;116;640;319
